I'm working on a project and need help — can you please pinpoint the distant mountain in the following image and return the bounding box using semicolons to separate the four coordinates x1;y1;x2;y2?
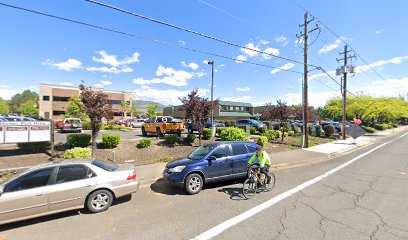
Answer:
133;100;167;112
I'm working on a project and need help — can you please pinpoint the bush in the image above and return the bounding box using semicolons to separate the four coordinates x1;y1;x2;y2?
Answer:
102;134;120;148
220;127;247;141
67;133;91;148
250;127;257;135
392;123;399;128
185;134;197;143
265;122;273;130
315;125;322;137
373;124;388;131
323;125;335;137
262;130;276;142
202;128;213;140
100;125;132;131
258;127;267;134
273;124;280;130
288;130;295;136
257;136;268;146
138;138;152;148
216;127;226;136
274;130;283;139
64;147;92;159
165;134;180;144
17;141;50;153
291;124;299;134
284;132;289;137
308;125;313;136
361;126;376;133
224;121;236;127
82;120;91;130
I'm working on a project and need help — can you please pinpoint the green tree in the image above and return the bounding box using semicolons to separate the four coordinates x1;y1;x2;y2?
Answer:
146;104;158;118
9;90;38;113
120;101;132;117
64;94;87;120
18;100;39;115
0;98;9;114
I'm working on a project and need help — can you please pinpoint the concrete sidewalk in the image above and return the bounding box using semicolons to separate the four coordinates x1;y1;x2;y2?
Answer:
136;126;408;188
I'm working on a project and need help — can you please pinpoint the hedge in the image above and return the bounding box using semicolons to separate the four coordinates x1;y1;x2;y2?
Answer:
250;127;257;135
262;130;276;142
257;136;268;147
258;127;267;134
202;128;212;140
165;134;180;144
64;147;92;159
185;134;197;143
288;130;295;136
102;133;120;148
138;138;152;148
373;123;388;131
216;127;226;136
315;125;322;137
323;125;335;137
67;133;91;148
220;127;247;141
361;126;376;133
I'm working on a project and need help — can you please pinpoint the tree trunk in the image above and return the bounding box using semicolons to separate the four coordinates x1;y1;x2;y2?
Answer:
198;133;202;146
91;124;98;157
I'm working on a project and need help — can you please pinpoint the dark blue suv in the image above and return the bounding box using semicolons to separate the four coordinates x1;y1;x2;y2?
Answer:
163;141;258;194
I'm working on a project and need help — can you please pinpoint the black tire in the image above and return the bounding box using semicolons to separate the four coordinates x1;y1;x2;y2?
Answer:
264;172;276;191
141;127;147;136
185;173;203;194
156;128;163;137
86;189;114;213
242;178;257;199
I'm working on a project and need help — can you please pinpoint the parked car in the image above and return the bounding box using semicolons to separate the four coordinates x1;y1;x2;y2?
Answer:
130;119;146;128
55;118;83;133
186;119;225;133
142;116;185;137
163;141;258;194
236;119;267;130
0;159;139;225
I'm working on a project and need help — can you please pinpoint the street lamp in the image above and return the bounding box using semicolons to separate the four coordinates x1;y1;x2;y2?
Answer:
207;61;215;135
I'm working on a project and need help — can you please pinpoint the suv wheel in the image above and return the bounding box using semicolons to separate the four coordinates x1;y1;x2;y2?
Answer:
141;127;147;136
86;190;114;213
156;128;163;137
185;173;203;194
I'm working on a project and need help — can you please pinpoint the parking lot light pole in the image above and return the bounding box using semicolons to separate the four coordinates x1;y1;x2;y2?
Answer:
207;61;215;136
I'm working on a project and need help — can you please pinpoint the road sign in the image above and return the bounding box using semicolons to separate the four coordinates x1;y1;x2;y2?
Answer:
346;124;366;139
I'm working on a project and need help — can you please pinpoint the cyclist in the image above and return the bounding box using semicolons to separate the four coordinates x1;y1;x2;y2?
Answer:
247;146;272;183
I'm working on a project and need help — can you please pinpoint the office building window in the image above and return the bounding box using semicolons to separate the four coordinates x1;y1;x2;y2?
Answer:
113;112;123;116
53;111;65;116
42;96;50;101
111;100;122;105
53;96;70;102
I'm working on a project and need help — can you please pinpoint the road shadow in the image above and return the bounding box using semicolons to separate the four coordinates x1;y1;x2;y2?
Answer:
150;178;187;195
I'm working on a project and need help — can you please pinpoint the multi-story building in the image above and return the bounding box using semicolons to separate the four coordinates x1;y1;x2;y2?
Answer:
39;83;133;120
163;100;261;121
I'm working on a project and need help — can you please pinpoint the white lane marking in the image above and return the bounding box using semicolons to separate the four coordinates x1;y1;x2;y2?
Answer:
192;132;408;240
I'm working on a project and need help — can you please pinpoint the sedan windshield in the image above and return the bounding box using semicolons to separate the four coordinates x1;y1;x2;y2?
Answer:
188;146;216;160
91;160;119;172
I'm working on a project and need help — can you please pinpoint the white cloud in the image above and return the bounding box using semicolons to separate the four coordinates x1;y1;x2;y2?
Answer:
260;40;270;45
375;29;383;35
133;65;193;87
59;82;74;86
282;91;341;107
356;76;408;98
94;84;103;88
241;42;260;57
235;55;247;63
102;75;111;78
262;47;280;60
318;38;344;54
222;96;251;102
294;38;304;45
86;66;133;74
218;64;225;68
42;58;82;71
0;84;9;88
92;50;140;67
236;87;250;92
133;88;209;105
140;85;150;89
194;71;207;78
271;63;295;74
0;88;20;100
181;61;199;70
101;80;112;86
275;35;288;47
30;86;37;90
203;60;209;64
178;40;186;46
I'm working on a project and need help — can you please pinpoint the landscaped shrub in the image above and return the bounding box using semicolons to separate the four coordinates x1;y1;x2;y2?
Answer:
228;121;236;127
82;120;91;130
265;122;273;130
392;123;398;128
323;125;335;137
262;130;276;142
220;127;247;141
283;132;289;137
165;134;180;144
308;125;314;136
315;125;322;137
257;136;268;147
64;147;92;159
258;127;267;134
274;130;283;139
288;130;295;136
273;124;280;130
185;133;197;143
138;138;152;148
361;126;376;133
291;124;299;134
17;142;50;153
102;133;120;148
250;127;257;135
216;127;226;136
373;124;388;131
67;133;91;148
202;128;213;140
100;125;132;131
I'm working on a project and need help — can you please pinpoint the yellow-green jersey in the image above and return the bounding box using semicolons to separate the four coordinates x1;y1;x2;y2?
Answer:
247;150;271;167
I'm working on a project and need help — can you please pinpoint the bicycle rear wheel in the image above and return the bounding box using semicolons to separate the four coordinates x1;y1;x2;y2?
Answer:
242;178;258;199
264;172;276;191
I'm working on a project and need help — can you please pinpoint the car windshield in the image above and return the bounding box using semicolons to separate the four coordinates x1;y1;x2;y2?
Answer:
252;120;262;124
91;160;119;172
188;145;216;161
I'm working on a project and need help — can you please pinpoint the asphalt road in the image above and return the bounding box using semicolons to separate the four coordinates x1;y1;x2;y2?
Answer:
1;132;407;240
54;129;144;143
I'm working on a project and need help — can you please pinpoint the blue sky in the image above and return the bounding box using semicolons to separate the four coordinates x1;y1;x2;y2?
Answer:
1;0;408;107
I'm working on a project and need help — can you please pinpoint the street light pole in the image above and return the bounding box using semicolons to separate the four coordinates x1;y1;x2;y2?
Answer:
208;61;215;135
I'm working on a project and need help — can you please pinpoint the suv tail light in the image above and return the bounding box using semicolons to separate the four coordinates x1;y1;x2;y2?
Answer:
127;172;137;181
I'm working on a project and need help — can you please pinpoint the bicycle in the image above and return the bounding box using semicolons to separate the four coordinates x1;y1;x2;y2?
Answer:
242;165;276;199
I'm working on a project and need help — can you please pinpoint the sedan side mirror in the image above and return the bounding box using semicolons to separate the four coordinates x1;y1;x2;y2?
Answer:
207;156;216;161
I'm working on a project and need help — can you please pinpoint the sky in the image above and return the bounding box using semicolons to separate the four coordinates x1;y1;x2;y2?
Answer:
1;0;408;107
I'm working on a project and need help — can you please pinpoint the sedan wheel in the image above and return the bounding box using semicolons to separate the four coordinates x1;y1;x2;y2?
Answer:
185;173;203;194
86;190;113;213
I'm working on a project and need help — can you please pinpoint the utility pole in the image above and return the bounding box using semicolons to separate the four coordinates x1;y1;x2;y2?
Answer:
297;11;319;148
337;45;356;140
207;61;215;135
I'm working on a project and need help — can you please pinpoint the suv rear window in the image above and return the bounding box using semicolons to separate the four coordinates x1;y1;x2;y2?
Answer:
91;160;118;172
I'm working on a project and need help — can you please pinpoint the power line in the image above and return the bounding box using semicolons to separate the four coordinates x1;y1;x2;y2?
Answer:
84;0;318;68
0;2;302;75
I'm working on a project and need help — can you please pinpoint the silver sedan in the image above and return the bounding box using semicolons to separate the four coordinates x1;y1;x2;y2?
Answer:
0;159;139;225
